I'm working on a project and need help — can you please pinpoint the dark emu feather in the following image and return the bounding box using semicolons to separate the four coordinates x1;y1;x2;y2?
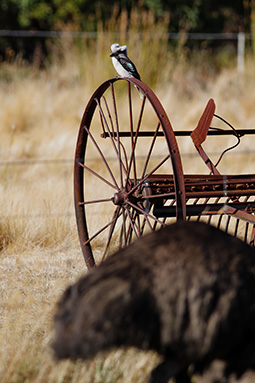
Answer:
52;221;255;383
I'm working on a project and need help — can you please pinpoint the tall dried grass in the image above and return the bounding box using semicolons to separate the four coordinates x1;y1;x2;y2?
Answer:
1;14;255;381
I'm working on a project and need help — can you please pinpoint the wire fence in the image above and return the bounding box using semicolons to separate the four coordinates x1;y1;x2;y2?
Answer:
0;158;73;167
0;147;255;168
0;30;250;39
0;157;74;221
0;30;251;72
1;145;255;227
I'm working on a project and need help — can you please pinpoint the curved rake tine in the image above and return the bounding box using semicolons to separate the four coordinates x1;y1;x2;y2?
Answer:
217;214;223;229
84;126;119;190
234;218;240;238
225;215;231;232
240;196;250;241
244;222;249;243
153;217;167;231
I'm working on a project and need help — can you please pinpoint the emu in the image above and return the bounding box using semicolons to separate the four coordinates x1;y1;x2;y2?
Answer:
52;221;255;383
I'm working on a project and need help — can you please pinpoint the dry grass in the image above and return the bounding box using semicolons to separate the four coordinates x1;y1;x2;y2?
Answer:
1;35;255;382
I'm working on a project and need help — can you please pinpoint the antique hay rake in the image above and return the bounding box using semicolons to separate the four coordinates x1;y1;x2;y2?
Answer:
74;78;255;268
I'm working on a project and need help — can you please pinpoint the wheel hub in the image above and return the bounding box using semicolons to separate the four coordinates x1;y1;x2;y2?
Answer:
112;190;127;206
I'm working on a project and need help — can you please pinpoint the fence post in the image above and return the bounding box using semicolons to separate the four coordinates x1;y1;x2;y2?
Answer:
237;32;245;73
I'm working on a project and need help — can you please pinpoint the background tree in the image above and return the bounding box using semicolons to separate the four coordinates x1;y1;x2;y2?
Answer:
0;0;253;63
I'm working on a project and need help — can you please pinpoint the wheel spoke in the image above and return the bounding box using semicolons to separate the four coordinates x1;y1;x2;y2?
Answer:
111;83;124;188
140;216;147;234
102;95;115;137
119;207;128;248
84;208;122;246
97;98;107;137
127;154;170;197
128;82;137;183
125;207;140;243
141;122;161;178
96;97;118;152
126;200;165;228
136;205;154;231
84;125;119;189
78;161;118;190
125;96;146;185
96;97;128;176
101;206;121;262
102;95;129;170
125;206;140;240
79;197;113;205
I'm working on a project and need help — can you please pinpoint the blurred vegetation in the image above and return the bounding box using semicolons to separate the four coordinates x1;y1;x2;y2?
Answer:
1;0;255;64
0;6;240;89
0;0;248;32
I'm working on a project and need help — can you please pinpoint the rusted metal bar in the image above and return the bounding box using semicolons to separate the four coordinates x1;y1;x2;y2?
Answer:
138;174;255;201
184;190;255;198
100;129;255;138
153;202;255;219
147;173;255;183
141;190;255;201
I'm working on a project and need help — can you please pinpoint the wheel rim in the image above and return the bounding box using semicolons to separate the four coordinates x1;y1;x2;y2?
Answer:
74;78;186;268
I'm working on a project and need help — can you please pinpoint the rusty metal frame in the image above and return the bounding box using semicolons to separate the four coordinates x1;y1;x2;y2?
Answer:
74;79;255;267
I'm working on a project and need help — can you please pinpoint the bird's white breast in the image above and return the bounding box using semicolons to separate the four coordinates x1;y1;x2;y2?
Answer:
112;57;132;78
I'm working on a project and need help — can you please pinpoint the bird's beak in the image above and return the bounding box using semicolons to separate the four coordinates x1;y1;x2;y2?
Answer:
110;53;114;57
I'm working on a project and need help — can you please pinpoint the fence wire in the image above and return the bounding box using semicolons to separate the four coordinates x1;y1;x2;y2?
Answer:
0;30;250;40
0;147;254;168
0;145;254;225
0;30;248;73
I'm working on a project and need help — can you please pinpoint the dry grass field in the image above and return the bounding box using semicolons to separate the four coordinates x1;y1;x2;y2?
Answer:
1;39;255;382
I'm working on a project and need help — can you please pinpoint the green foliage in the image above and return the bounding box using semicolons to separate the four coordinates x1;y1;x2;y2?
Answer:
0;0;249;33
1;0;86;29
0;0;254;64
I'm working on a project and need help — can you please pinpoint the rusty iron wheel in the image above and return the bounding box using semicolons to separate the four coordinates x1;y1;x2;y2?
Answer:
74;78;186;268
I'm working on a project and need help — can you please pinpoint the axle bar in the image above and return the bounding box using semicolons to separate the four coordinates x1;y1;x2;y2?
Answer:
101;129;255;138
153;201;255;218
